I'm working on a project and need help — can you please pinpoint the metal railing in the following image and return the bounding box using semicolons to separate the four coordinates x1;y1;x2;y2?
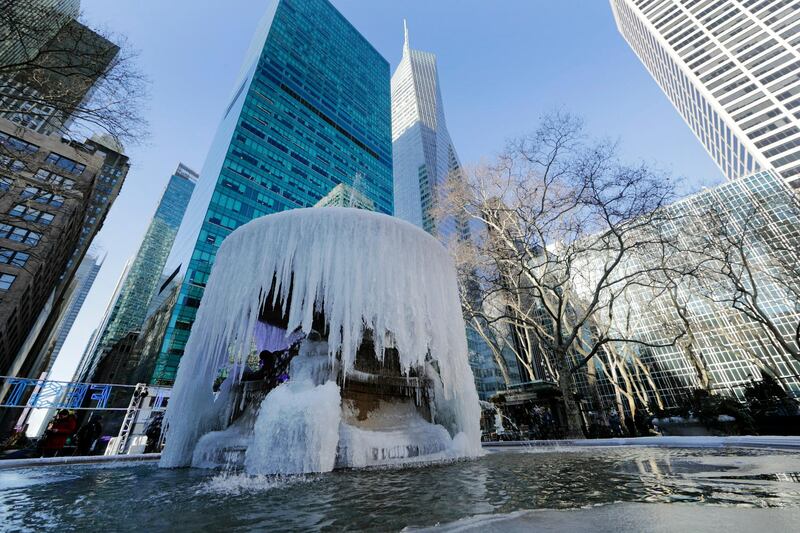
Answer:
0;375;156;411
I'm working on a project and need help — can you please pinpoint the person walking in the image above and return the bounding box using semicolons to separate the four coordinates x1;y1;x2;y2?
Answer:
40;410;77;457
75;415;103;456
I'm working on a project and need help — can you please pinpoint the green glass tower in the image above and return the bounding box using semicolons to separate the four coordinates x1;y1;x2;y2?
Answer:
76;164;197;382
151;0;392;384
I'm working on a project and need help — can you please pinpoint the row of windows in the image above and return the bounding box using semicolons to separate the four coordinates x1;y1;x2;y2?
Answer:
0;131;38;154
8;204;55;225
0;163;77;194
44;152;86;176
0;130;91;181
0;247;29;267
21;186;65;207
0;223;40;245
0;155;25;172
34;168;76;189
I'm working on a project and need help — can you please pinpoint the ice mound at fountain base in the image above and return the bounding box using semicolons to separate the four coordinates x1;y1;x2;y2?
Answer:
245;380;341;475
338;401;460;469
160;208;482;472
191;408;255;469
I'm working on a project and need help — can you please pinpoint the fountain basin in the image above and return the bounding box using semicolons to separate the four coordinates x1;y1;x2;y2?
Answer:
4;445;800;531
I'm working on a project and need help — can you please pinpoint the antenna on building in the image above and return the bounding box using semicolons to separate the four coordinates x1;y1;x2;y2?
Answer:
403;19;410;57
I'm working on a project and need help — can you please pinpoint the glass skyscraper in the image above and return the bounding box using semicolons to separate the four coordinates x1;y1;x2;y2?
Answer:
78;164;196;382
41;250;103;379
390;24;516;400
392;23;465;237
151;0;393;384
582;170;800;406
611;0;800;188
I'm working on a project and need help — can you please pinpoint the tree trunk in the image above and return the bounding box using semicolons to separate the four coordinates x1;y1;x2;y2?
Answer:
556;353;585;439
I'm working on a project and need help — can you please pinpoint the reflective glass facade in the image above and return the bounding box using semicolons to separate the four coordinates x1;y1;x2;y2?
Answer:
585;170;800;406
392;25;463;237
79;165;196;382
151;0;392;384
390;26;513;400
41;251;102;379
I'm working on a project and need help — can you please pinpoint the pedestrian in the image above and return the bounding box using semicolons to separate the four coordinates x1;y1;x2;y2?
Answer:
39;410;77;457
75;414;103;456
145;413;164;454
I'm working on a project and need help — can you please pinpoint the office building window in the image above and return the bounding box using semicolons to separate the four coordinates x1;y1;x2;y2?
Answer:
45;153;86;175
0;247;29;267
0;131;39;154
34;169;76;189
0;273;16;291
0;223;41;245
8;204;55;225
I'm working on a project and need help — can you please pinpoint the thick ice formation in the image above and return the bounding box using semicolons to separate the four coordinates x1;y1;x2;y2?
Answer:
338;401;454;468
160;207;481;470
246;380;341;475
245;350;341;475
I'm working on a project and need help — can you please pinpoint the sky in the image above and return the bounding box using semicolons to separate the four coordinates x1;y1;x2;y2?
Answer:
46;0;725;384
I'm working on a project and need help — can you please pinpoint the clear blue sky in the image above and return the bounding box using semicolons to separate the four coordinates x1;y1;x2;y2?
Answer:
48;0;723;383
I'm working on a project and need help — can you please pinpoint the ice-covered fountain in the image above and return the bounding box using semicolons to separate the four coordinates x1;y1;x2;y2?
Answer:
159;207;481;473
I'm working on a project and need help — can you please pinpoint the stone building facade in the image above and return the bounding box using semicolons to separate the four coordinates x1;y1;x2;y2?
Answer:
0;117;104;376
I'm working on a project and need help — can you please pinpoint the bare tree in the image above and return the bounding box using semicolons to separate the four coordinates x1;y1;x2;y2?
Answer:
440;112;684;438
0;2;148;146
0;3;145;276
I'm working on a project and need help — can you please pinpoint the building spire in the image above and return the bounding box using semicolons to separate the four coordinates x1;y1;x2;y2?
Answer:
403;19;410;57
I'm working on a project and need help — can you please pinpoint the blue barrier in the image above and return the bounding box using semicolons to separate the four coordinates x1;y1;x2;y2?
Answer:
0;376;137;411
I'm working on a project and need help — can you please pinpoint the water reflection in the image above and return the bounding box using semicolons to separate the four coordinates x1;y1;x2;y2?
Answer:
1;447;800;531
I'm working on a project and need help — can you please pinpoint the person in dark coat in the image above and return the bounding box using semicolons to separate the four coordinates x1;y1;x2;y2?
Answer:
144;413;163;454
40;410;77;457
75;415;103;456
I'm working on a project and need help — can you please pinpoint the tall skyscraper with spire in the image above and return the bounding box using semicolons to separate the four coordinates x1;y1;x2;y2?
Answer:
391;22;465;238
611;0;800;188
391;24;519;400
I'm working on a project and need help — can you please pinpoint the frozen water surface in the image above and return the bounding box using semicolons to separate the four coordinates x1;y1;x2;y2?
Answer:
414;503;800;533
3;446;800;531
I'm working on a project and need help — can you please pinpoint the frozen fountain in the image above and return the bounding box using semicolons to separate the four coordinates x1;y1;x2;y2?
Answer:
159;208;481;473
